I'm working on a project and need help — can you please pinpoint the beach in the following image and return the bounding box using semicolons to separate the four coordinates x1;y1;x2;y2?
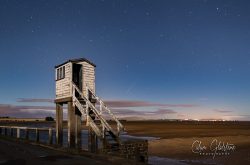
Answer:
123;121;250;165
1;120;250;165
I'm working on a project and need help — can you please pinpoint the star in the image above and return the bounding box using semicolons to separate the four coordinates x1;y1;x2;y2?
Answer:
57;33;63;37
159;34;164;38
188;11;193;15
139;60;145;65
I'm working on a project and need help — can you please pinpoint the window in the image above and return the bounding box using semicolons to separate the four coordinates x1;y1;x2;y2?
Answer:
59;67;62;79
62;66;65;78
56;66;65;80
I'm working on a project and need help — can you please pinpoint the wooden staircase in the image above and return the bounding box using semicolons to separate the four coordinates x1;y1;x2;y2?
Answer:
72;82;124;151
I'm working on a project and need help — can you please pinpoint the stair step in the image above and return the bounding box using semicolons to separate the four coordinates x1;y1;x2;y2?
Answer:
79;99;86;103
107;131;117;138
72;84;124;145
90;98;97;103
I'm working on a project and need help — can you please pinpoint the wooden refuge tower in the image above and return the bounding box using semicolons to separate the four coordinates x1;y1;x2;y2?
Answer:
54;58;124;152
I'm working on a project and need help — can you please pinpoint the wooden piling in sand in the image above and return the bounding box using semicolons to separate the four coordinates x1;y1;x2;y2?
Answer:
56;103;63;145
68;101;76;148
48;128;53;144
75;108;82;150
16;128;20;138
35;128;39;142
10;128;13;137
4;128;7;136
25;128;29;140
88;128;98;153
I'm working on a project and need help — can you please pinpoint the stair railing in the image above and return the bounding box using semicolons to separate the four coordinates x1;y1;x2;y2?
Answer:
72;82;118;137
85;84;124;135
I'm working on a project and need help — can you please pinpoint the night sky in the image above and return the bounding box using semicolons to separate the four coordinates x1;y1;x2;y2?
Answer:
0;0;250;120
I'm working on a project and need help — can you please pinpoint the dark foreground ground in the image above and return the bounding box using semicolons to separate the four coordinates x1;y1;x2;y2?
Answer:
0;137;139;165
0;139;104;165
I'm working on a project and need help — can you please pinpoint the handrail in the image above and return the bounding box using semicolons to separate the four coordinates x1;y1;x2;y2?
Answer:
0;126;53;144
85;84;124;133
73;93;103;137
0;126;54;131
72;83;117;136
73;83;113;131
73;95;102;137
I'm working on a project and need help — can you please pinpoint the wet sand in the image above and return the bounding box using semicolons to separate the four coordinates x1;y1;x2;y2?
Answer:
123;121;250;165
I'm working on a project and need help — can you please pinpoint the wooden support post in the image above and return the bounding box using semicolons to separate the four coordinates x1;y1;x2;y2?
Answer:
48;128;53;145
25;129;29;140
56;103;63;145
10;128;13;137
4;128;7;136
75;108;82;150
35;128;39;142
68;101;76;148
88;127;98;153
17;128;20;139
102;127;107;152
87;88;98;153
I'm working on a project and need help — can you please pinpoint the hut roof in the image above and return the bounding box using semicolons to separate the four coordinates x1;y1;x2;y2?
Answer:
55;58;96;68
